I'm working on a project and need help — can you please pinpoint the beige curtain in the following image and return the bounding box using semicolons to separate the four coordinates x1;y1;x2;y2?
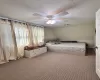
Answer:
13;22;30;58
0;20;16;63
0;38;5;64
31;26;44;46
0;19;44;64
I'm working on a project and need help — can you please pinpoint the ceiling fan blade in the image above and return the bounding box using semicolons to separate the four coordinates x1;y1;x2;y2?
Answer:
51;0;73;15
52;5;68;15
51;0;86;16
55;17;68;20
33;13;44;17
27;16;48;21
57;11;69;16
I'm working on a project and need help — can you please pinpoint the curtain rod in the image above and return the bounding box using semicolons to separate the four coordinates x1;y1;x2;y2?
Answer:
0;16;44;27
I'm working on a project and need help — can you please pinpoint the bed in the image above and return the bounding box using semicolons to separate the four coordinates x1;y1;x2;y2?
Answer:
46;42;86;56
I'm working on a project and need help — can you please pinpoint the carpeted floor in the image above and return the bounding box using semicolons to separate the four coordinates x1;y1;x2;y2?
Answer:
0;51;99;80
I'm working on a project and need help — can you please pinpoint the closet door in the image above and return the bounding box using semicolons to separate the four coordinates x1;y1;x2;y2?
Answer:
96;9;100;78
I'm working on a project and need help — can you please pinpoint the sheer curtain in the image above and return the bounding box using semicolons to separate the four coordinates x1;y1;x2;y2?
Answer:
37;27;44;46
31;26;44;46
0;38;5;63
13;22;30;58
0;20;16;63
0;19;44;64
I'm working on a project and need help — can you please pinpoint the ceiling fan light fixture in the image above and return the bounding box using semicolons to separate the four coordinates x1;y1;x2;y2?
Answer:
46;20;56;24
46;20;52;24
51;20;56;24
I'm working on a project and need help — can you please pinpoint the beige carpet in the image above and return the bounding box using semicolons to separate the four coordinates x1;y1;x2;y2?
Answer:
0;51;99;80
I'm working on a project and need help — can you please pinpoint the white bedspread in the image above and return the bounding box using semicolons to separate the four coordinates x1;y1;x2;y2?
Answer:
46;43;86;56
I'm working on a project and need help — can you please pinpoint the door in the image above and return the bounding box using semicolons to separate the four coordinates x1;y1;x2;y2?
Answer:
96;9;100;78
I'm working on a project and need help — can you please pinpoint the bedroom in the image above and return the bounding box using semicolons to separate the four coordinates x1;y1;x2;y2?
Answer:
0;0;100;80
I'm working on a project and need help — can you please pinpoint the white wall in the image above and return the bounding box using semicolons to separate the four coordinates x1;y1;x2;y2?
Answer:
44;28;56;41
52;23;95;48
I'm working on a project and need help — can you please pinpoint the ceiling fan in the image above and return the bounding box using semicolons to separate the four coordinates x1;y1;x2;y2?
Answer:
29;0;85;25
32;10;69;24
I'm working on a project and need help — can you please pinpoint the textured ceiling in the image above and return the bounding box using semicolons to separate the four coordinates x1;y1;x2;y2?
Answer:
0;0;100;27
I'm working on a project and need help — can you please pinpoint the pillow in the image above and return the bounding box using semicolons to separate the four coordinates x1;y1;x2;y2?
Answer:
24;46;35;50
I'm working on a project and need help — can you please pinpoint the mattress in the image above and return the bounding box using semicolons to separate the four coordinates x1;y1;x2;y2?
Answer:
46;43;86;56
